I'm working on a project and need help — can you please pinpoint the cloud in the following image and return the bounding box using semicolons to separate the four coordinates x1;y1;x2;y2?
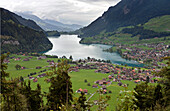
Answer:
0;0;120;25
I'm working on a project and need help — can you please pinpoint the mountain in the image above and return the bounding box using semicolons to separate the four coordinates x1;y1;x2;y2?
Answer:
80;0;170;37
16;12;83;31
44;19;82;31
1;8;52;53
1;9;43;31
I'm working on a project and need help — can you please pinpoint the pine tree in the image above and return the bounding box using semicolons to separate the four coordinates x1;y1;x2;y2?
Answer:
1;53;28;111
78;92;88;110
133;82;155;110
47;59;73;110
156;57;170;109
20;81;42;111
154;84;163;106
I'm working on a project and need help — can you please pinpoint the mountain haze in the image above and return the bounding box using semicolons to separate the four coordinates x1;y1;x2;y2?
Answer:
16;12;83;31
80;0;170;37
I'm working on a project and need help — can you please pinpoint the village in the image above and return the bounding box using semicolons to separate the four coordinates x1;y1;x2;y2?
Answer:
113;43;170;68
4;52;162;96
69;61;160;94
3;51;167;110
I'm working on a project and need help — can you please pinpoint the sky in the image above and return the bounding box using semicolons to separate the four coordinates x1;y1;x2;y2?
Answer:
0;0;120;26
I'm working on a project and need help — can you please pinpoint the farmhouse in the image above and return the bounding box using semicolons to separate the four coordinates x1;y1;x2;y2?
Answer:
77;88;83;93
23;58;29;61
92;85;98;88
37;56;47;60
83;89;88;94
33;78;38;82
36;66;42;69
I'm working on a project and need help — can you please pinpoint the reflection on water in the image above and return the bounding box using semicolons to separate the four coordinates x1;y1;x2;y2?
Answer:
45;35;143;67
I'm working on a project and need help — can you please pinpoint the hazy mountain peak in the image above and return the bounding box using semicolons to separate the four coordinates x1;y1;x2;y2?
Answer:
16;12;83;31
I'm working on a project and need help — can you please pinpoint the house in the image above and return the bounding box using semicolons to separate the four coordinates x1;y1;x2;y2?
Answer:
77;88;83;93
23;58;29;61
4;59;10;63
33;78;38;82
83;89;88;94
134;80;140;83
108;75;112;79
47;60;51;62
103;89;107;94
99;81;103;86
14;57;21;61
29;76;34;80
21;67;26;69
37;73;46;78
28;57;33;59
38;56;47;60
92;85;98;88
102;85;107;90
36;66;42;69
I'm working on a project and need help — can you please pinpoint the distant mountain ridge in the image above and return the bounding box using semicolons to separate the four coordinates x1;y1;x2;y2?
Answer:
80;0;170;37
1;8;43;31
1;8;52;53
16;12;83;31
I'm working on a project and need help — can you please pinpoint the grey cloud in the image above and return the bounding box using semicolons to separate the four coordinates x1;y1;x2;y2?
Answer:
0;0;120;25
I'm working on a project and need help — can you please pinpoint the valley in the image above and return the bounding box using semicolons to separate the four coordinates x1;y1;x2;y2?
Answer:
5;53;158;110
1;0;170;110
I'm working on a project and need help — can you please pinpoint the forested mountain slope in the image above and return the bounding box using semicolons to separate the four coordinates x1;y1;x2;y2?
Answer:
1;8;52;53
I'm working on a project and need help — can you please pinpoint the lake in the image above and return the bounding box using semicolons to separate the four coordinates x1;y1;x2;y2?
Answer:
45;35;143;67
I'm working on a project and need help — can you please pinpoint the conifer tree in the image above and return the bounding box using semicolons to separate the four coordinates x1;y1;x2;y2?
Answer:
1;53;28;111
47;59;73;110
77;92;88;110
20;81;42;111
156;57;170;109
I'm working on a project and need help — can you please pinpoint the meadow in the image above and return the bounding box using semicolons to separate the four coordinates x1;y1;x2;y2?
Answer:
6;54;139;110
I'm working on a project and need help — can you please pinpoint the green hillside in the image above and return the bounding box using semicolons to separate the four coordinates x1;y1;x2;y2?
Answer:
80;0;170;37
80;15;170;45
1;8;53;53
143;15;170;32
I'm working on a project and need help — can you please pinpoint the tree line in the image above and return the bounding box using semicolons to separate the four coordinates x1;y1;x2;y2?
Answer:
122;26;170;40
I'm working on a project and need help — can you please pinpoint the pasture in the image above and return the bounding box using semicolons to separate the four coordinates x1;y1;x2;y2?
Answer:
6;54;138;110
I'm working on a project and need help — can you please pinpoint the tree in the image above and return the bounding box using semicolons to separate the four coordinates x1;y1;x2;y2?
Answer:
15;64;21;70
1;53;28;111
46;59;73;110
87;57;90;61
97;90;111;110
156;57;170;109
115;57;170;111
77;92;88;110
133;82;155;110
146;76;150;83
153;84;163;106
69;55;73;60
84;79;87;83
19;81;42;111
20;76;24;82
117;89;138;111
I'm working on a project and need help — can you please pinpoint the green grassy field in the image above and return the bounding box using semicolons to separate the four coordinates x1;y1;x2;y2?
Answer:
6;54;139;110
81;15;170;46
143;15;170;32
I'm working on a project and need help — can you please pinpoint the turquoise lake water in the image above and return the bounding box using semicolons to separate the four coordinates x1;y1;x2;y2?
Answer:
45;35;143;67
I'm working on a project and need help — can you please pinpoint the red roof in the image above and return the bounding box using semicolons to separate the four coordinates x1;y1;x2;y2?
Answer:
83;89;88;93
78;88;82;92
